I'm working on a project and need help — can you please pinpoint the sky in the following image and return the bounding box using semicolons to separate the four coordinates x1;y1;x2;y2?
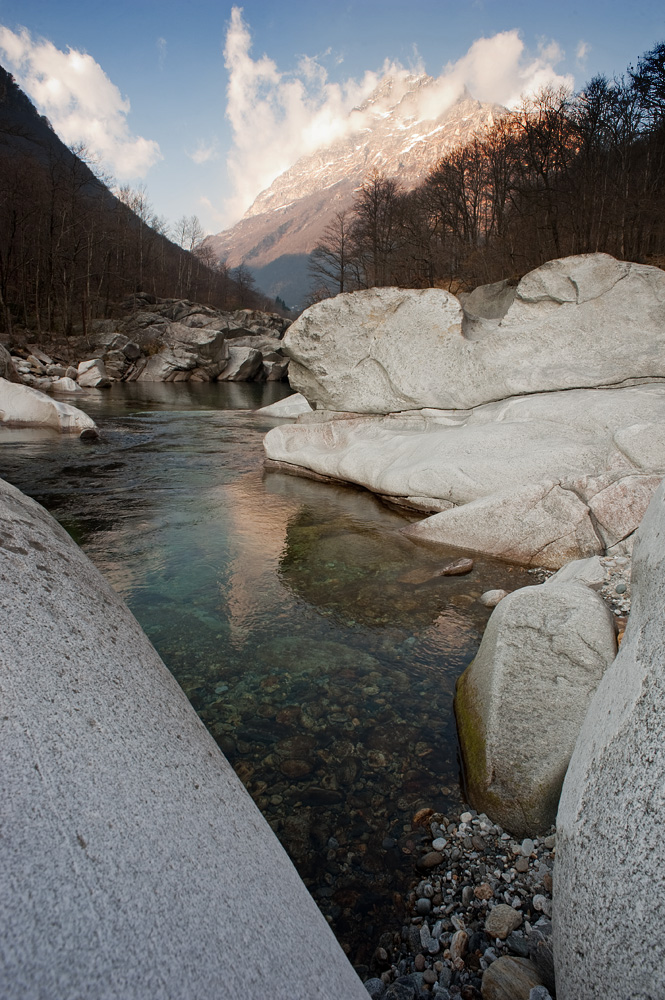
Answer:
0;1;663;239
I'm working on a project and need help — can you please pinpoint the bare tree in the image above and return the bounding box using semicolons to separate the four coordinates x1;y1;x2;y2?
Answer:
308;209;357;296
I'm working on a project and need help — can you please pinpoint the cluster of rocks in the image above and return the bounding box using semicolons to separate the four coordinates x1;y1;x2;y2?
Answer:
5;294;292;393
363;808;554;1000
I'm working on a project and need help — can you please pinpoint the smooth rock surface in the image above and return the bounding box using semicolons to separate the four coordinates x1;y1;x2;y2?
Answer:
264;386;665;567
257;392;312;418
0;378;98;436
455;582;616;834
554;480;665;1000
284;255;665;413
0;478;366;1000
404;481;602;569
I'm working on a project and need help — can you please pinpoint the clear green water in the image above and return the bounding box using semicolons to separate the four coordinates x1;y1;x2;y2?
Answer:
0;382;532;967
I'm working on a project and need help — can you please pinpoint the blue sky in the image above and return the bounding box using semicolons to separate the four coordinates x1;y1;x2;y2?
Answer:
0;1;663;238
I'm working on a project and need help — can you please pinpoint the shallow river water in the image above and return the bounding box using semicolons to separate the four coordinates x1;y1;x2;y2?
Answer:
0;382;533;968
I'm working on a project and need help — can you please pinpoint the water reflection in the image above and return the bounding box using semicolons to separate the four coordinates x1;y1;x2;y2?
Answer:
0;382;533;969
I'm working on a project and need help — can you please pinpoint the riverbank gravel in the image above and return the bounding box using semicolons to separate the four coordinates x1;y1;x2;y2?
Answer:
361;808;555;999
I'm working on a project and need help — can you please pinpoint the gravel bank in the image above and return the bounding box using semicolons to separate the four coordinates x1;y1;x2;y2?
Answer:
361;808;555;999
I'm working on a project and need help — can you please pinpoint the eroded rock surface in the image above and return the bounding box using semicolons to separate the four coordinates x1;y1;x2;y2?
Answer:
0;377;98;436
265;385;665;568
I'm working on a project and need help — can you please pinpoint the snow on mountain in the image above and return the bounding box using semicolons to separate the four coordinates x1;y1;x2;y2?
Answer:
206;75;503;306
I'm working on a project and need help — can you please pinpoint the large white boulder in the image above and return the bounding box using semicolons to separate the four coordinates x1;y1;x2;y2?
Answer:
284;255;665;413
257;392;313;418
0;477;367;1000
217;345;263;381
264;386;665;567
50;376;83;393
77;358;112;388
404;481;604;569
0;378;98;436
455;581;616;835
554;480;665;1000
130;322;229;382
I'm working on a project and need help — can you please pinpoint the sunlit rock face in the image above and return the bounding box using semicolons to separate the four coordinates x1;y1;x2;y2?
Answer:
264;254;665;568
206;82;502;304
283;255;665;413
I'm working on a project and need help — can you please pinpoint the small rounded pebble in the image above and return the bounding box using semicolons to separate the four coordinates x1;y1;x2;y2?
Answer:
521;838;535;857
480;589;509;607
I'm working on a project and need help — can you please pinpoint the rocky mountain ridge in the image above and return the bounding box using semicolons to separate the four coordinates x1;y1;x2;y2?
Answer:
207;77;503;306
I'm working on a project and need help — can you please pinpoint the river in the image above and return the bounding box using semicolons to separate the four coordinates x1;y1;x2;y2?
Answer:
0;381;532;969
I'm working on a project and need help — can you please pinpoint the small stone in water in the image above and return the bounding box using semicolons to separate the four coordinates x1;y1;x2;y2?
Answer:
480;589;509;607
417;851;444;870
439;557;474;576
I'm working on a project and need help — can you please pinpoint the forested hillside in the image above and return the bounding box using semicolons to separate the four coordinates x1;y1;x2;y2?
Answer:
310;42;665;298
0;65;281;343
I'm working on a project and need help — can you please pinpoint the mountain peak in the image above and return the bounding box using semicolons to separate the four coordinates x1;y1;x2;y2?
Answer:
207;82;504;305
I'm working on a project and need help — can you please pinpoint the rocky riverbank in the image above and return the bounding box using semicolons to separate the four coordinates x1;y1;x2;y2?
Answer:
361;807;555;1000
2;294;291;392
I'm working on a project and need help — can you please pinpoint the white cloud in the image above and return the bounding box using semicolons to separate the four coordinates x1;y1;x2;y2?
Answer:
0;25;161;180
188;139;219;165
222;6;412;223
576;41;590;65
221;10;573;227
157;36;167;70
433;31;573;111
